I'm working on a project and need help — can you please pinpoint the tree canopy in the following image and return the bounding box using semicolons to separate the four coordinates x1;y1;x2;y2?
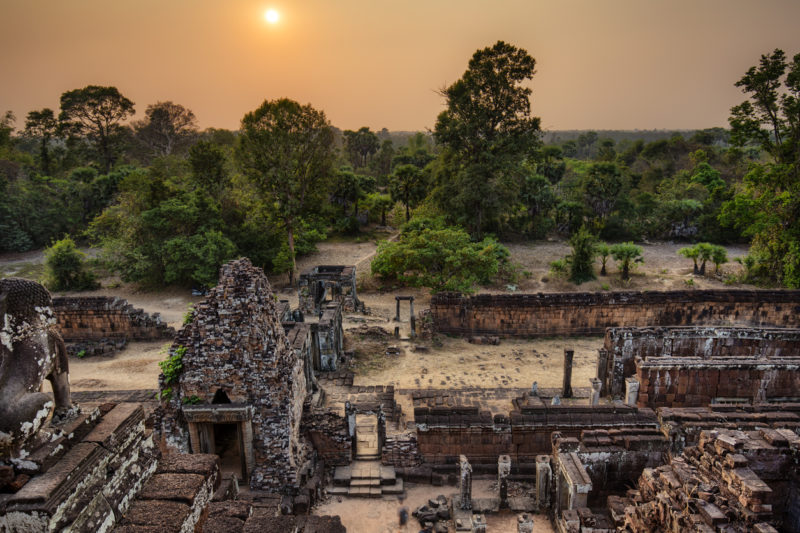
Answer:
237;98;335;284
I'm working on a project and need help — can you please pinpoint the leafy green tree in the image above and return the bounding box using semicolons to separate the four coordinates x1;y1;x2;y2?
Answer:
392;132;435;170
44;236;97;291
369;139;395;180
721;49;800;287
610;242;643;281
567;226;596;284
237;98;335;284
695;242;714;275
678;245;701;274
371;217;509;292
389;164;427;222
58;85;135;173
580;162;626;230
133;101;198;160
189;141;229;195
710;244;728;273
364;192;393;226
518;173;555;238
595;242;611;275
24;108;59;175
432;41;541;237
343;127;380;169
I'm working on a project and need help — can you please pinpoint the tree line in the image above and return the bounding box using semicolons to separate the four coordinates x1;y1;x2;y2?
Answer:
1;43;798;290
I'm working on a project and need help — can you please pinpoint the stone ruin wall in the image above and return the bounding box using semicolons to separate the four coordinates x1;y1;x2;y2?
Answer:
52;296;175;356
157;259;309;493
414;403;659;464
601;326;800;398
431;290;800;337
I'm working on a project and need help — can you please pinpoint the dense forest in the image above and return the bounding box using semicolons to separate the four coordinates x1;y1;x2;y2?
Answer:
1;43;798;289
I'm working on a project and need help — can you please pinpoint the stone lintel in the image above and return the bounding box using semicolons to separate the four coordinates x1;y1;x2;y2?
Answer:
182;405;253;423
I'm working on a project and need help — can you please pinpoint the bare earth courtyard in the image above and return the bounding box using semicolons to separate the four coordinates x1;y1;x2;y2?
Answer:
6;239;749;395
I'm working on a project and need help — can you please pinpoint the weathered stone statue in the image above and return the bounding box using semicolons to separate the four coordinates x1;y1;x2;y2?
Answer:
0;278;71;457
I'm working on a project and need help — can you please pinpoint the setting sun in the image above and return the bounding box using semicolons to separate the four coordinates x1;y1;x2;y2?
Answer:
264;8;279;24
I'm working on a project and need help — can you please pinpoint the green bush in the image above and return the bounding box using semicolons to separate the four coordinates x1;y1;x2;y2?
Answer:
44;236;97;291
567;226;597;284
371;217;509;292
610;242;644;280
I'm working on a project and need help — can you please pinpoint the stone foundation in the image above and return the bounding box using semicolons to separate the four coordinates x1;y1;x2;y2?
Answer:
53;296;175;343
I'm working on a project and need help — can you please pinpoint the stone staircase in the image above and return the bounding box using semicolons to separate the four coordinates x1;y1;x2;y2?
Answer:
329;460;404;498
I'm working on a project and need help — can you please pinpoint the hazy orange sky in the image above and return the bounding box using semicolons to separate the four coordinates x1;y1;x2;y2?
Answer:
2;1;799;132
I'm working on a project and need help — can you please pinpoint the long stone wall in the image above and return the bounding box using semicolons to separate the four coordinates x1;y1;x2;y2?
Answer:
414;402;659;464
431;290;800;338
53;296;175;342
601;326;800;397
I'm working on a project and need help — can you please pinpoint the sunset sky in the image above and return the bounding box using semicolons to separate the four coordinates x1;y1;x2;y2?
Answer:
1;0;798;133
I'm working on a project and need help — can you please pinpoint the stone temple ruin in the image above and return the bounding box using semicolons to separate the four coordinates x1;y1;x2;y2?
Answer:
4;260;800;532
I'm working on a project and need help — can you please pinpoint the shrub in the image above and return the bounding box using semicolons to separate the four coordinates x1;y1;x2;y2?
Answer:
44;236;97;291
567;226;597;284
371;216;509;292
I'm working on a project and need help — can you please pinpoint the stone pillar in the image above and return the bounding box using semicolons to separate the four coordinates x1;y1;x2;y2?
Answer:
241;419;255;480
498;455;511;508
596;348;609;394
535;455;551;510
409;297;416;339
590;378;602;407
625;377;640;406
394;296;401;321
459;454;472;510
531;381;538;396
562;349;574;398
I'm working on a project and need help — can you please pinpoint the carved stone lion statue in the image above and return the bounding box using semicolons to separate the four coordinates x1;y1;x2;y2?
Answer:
0;278;71;457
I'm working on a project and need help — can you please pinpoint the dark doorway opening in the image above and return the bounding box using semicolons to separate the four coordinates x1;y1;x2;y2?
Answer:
214;423;243;479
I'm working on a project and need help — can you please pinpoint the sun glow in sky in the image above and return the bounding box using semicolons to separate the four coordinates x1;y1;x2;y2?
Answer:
264;8;279;24
1;0;800;132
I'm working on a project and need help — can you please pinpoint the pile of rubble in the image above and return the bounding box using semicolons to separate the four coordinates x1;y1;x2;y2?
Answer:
616;429;795;532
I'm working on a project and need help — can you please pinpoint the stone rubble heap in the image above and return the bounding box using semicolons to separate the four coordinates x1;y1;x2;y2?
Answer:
618;428;796;532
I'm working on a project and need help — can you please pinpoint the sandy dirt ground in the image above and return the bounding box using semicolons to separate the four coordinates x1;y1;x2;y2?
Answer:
2;239;755;394
314;480;553;533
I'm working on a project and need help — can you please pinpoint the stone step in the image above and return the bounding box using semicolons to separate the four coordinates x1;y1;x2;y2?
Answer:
350;478;381;487
382;478;404;495
333;466;351;486
379;465;396;485
327;485;349;496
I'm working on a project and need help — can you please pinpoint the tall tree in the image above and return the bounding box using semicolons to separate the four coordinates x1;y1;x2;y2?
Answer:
58;86;135;173
433;40;541;237
343;126;380;169
133;101;198;160
722;49;800;287
24;109;58;175
237;98;335;284
389;164;427;222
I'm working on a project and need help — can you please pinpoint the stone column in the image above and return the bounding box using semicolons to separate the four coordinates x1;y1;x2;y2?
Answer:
562;349;574;398
596;348;609;395
625;377;640;406
459;454;473;510
535;455;551;510
590;378;602;406
394;296;401;321
498;455;511;508
409;297;416;339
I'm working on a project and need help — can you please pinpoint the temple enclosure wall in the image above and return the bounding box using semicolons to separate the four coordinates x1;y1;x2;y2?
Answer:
52;296;175;342
430;290;800;337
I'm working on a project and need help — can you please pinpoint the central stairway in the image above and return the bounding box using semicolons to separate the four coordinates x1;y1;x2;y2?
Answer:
329;460;404;498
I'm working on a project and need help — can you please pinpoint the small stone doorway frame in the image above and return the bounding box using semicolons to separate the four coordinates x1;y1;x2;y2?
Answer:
183;404;255;481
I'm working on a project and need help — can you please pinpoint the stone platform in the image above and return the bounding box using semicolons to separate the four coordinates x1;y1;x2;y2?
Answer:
329;460;404;498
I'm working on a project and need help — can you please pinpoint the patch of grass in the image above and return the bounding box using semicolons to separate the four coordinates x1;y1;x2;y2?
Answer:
0;262;45;282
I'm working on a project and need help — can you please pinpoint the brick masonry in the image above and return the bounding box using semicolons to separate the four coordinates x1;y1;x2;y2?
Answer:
431;290;800;337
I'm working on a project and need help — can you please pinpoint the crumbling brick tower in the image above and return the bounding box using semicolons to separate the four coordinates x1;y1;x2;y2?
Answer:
157;258;310;493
